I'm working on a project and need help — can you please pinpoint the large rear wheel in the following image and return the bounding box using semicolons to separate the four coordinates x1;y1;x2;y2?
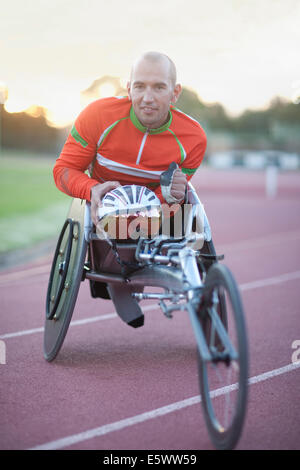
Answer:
44;199;87;362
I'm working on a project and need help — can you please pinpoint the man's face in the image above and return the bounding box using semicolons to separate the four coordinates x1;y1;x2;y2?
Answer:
127;58;181;129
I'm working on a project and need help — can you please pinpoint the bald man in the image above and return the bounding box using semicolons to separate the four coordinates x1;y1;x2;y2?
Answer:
53;51;207;225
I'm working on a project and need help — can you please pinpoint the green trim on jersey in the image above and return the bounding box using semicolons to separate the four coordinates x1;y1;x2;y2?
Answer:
130;106;172;134
97;116;130;148
181;167;198;175
71;125;88;148
167;128;186;164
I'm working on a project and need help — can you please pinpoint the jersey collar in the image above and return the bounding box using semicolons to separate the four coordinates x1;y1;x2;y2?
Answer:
130;106;172;134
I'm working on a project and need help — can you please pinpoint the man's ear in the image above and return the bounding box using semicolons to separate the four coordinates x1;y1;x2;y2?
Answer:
171;83;182;104
127;81;132;100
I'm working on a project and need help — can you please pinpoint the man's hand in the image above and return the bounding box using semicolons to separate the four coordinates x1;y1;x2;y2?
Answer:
170;168;187;202
160;162;187;204
90;181;121;226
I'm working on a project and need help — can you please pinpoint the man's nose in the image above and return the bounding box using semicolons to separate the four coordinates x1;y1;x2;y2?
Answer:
142;87;154;103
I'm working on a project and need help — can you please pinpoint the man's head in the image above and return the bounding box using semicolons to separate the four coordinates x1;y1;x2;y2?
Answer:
127;52;182;130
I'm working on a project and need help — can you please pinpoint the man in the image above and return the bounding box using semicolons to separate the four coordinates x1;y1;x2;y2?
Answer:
53;51;207;225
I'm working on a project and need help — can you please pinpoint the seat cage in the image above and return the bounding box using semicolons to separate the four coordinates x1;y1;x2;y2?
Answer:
84;182;212;275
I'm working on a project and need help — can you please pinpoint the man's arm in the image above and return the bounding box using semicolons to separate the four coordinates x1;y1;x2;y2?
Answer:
53;101;105;201
53;101;123;225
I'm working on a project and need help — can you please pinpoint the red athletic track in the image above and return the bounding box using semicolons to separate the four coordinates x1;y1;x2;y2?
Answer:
1;168;300;450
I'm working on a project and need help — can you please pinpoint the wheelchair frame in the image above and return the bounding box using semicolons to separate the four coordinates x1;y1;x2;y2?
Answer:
44;182;248;450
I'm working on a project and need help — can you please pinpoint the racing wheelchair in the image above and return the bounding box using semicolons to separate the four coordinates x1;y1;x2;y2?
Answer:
44;181;249;450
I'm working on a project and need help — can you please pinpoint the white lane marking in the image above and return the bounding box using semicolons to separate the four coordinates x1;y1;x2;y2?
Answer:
0;305;157;340
1;270;300;340
29;362;300;450
0;264;51;284
1;229;300;285
0;326;45;339
240;270;300;291
218;228;300;253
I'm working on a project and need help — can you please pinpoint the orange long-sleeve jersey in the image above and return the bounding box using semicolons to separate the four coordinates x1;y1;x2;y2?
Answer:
53;96;207;203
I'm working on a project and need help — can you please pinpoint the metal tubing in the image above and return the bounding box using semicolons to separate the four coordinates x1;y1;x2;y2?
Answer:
85;265;185;292
178;247;202;289
186;303;212;362
207;306;238;360
85;271;125;284
132;292;186;301
128;265;184;291
138;253;171;264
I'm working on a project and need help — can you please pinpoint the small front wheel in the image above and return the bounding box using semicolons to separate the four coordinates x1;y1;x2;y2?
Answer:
198;263;248;450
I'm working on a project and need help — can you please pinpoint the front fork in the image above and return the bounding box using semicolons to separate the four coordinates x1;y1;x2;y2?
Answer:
178;247;203;296
177;247;213;361
179;248;238;363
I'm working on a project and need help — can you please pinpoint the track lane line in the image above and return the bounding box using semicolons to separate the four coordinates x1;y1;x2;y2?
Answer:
0;264;51;284
218;228;300;253
1;270;300;340
0;305;157;339
28;361;300;450
240;270;300;291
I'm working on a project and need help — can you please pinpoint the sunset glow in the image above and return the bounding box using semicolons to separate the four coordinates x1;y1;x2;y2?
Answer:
97;83;117;99
5;97;31;114
1;0;299;127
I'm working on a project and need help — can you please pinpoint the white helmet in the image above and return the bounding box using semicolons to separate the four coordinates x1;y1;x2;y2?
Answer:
97;185;162;240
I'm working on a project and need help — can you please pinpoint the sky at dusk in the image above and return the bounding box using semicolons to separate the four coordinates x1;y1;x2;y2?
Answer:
1;0;299;127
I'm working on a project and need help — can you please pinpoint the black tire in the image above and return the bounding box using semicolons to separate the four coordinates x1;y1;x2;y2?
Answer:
198;263;248;450
46;218;74;320
44;200;87;362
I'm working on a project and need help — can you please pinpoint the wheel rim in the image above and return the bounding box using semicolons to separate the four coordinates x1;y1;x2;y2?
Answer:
46;218;74;320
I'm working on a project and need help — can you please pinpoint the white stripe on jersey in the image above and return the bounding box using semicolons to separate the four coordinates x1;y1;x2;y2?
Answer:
96;154;162;180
